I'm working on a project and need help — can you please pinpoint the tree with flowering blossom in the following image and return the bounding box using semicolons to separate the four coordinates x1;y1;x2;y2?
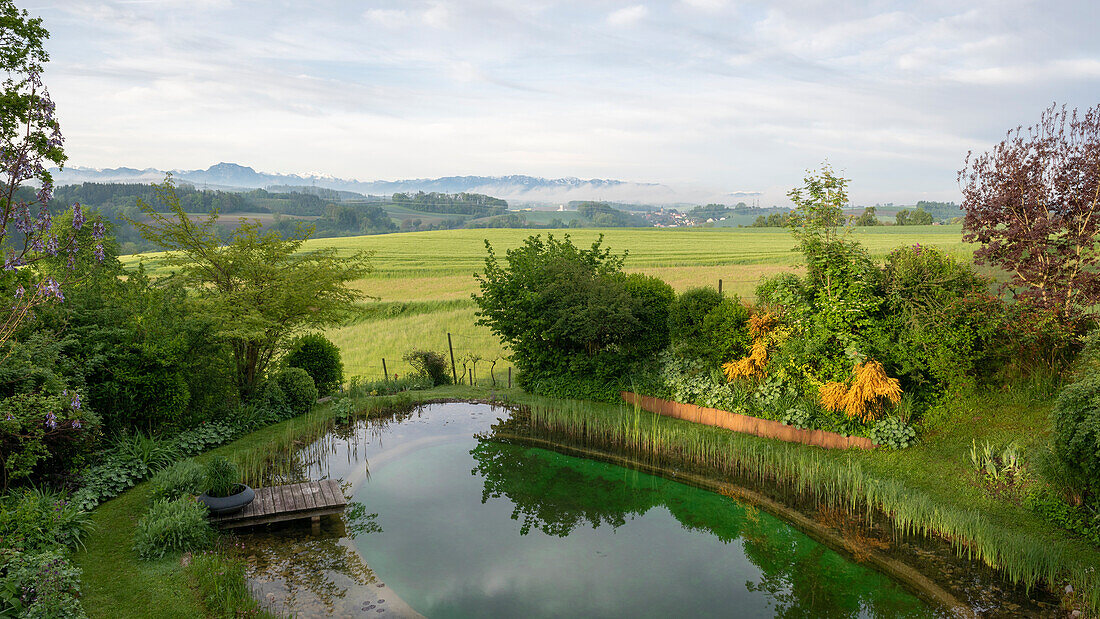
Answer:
0;1;104;349
0;2;97;488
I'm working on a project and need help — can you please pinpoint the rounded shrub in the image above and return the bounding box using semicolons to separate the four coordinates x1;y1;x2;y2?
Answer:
669;287;723;342
274;367;318;416
285;333;344;396
149;460;205;504
623;273;676;356
403;349;451;386
701;297;752;363
1050;375;1100;501
132;498;214;560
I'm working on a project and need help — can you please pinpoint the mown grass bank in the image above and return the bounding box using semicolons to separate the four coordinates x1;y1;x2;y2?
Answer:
73;386;512;618
507;388;1100;615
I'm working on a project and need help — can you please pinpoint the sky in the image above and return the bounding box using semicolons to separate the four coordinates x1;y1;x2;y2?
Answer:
28;0;1100;205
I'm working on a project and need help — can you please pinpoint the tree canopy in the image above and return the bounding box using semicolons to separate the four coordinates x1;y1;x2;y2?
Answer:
960;103;1100;315
132;177;371;398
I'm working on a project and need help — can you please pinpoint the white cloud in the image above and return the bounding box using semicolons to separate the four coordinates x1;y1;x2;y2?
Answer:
363;8;411;28
32;0;1100;205
680;0;728;10
607;5;648;27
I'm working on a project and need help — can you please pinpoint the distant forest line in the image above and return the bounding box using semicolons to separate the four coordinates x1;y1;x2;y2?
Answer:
42;182;959;254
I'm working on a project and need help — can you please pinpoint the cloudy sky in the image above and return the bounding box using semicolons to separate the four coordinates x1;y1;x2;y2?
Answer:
30;0;1100;204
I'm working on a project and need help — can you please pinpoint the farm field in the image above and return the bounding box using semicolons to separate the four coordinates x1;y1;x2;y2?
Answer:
123;225;970;381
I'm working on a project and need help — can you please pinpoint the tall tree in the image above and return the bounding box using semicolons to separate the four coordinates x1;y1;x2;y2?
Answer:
0;1;103;347
959;103;1100;315
132;178;371;398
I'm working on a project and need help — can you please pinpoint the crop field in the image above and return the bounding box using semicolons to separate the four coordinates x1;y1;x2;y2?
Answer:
123;225;970;382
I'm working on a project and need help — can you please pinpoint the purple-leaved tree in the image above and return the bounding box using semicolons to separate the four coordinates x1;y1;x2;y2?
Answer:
959;103;1100;317
0;1;103;347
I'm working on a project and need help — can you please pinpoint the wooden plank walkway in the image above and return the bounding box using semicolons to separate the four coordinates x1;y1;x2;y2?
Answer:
209;480;347;529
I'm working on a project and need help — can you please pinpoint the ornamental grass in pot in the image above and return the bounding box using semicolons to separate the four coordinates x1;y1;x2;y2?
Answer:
197;456;255;516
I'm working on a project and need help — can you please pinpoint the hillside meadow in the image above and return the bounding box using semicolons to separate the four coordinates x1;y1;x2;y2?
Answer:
122;225;970;380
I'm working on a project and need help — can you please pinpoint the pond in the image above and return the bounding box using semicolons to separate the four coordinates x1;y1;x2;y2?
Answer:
239;402;938;617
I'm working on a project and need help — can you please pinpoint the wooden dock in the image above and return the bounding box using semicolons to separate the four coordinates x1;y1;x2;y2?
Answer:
209;480;347;529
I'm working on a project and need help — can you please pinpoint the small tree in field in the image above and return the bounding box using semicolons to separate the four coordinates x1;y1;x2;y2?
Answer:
133;178;371;399
959;104;1100;316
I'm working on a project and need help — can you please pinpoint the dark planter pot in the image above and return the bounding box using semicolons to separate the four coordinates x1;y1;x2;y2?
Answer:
198;484;255;516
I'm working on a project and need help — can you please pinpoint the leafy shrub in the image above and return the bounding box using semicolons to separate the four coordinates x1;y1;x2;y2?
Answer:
473;234;675;403
755;273;810;315
882;245;986;321
285;334;344;396
0;488;92;553
274;367;318;416
148;460;205;504
668;287;723;358
622;273;676;356
1049;374;1100;502
203;457;240;498
257;378;291;419
0;334;96;488
0;549;85;618
132;498;214;560
869;417;917;449
700;297;752;364
403;349;451;386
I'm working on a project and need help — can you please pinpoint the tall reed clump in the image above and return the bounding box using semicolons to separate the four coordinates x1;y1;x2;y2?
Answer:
227;392;429;487
187;551;278;618
521;398;1099;613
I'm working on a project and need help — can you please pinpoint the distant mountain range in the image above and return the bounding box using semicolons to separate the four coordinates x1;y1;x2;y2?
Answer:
50;162;742;205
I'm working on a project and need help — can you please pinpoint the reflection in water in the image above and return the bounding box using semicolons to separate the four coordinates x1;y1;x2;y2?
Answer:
235;507;380;615
470;438;935;618
241;403;935;617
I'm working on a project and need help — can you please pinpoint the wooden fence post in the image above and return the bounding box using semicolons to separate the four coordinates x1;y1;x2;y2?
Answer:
381;358;389;382
508;367;512;389
447;333;457;384
718;279;723;295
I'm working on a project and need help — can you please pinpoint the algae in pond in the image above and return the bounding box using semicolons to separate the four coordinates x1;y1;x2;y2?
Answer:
470;437;934;617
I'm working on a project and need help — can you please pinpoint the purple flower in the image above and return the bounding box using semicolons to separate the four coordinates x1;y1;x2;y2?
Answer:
92;222;105;240
70;391;81;410
72;203;85;230
93;244;105;262
72;419;81;429
45;411;57;430
14;285;23;299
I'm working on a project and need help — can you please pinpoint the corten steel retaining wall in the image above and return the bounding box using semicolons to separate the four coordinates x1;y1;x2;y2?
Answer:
620;392;877;450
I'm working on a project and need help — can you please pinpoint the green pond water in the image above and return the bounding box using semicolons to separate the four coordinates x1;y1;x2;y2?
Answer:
243;402;937;617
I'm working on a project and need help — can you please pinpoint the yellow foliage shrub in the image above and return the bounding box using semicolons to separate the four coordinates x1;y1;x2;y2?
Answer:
818;360;902;423
722;340;768;380
748;313;777;340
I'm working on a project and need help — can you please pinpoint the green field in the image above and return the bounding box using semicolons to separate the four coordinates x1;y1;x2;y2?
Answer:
123;225;970;381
